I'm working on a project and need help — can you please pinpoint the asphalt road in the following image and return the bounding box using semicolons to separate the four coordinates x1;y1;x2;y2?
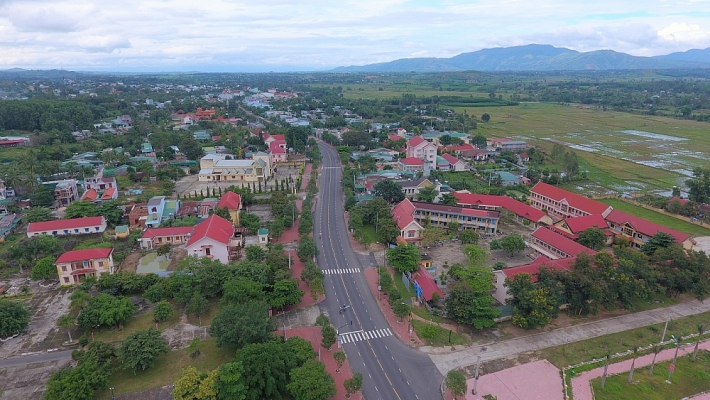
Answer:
0;349;73;369
315;142;443;400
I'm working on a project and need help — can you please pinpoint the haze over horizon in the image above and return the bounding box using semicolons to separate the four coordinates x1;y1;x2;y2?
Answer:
2;0;709;72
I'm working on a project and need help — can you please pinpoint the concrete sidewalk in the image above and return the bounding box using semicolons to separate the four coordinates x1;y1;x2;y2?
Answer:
430;299;710;375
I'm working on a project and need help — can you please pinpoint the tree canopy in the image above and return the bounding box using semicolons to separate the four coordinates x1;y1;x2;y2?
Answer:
373;180;405;204
387;244;421;273
119;328;169;373
287;359;336;400
0;300;30;337
209;301;274;348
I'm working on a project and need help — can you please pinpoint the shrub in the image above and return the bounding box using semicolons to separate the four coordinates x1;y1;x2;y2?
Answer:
79;334;89;346
419;325;439;339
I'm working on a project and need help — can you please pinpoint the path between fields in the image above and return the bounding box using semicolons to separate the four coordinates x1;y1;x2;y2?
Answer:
429;299;710;375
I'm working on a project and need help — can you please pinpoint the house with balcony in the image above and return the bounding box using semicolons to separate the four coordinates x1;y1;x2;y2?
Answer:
406;136;437;171
453;192;553;227
605;210;694;250
55;248;114;285
27;216;107;237
43;179;80;208
145;196;166;228
529;226;596;260
392;199;424;242
185;214;240;264
139;226;194;249
529;182;613;221
83;173;118;201
399;157;426;173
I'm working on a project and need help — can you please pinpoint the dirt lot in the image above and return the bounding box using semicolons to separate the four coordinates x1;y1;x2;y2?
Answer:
0;358;73;400
247;203;273;224
174;174;236;199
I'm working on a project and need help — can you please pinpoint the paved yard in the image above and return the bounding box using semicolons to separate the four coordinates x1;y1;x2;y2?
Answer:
447;360;563;400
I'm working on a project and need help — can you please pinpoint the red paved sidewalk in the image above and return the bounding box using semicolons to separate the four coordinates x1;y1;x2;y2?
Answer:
284;253;324;310
300;163;313;192
363;267;423;347
287;327;362;400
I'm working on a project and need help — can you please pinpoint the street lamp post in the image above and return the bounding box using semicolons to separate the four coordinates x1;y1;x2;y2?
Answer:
109;387;115;399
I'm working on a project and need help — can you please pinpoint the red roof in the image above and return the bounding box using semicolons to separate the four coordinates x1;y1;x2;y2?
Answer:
441;153;461;165
28;217;105;233
400;157;425;166
532;227;596;258
269;142;286;154
442;144;475;152
186;214;234;246
81;189;98;201
413;266;444;301
218;191;241;211
606;210;690;243
141;226;194;239
56;248;113;264
0;139;26;146
70;268;98;275
100;187;115;200
531;182;612;216
407;136;427;148
388;134;402;142
271;134;285;141
564;214;608;233
669;197;689;206
502;255;573;282
453;192;548;223
392;199;417;230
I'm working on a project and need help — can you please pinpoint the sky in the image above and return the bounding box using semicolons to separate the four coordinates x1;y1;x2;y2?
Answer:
1;0;709;72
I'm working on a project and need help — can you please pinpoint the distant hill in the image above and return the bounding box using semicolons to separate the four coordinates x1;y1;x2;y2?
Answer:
333;44;710;72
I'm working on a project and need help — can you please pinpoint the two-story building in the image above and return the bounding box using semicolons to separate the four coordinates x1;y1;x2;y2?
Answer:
399;157;426;173
406;136;437;171
529;182;613;221
55;248;114;285
454;192;554;227
185;214;240;264
198;154;268;183
145;196;166;228
605;210;694;250
139;226;194;249
409;201;499;234
396;178;435;199
392;199;425;242
27;216;107;238
84;173;118;201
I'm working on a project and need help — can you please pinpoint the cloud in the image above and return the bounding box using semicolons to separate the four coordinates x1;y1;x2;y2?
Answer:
78;36;131;53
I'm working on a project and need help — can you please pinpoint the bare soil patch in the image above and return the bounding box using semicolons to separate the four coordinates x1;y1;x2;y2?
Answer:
0;357;73;400
168;248;188;271
120;251;142;273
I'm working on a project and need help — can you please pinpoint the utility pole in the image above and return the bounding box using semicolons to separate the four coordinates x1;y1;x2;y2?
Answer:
661;318;670;343
473;356;481;395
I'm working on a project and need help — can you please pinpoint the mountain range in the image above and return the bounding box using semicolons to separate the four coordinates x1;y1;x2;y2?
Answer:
333;44;710;73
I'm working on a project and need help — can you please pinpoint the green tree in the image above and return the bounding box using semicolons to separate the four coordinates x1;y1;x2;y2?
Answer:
215;361;247;400
333;351;346;371
315;313;330;327
321;325;337;350
181;136;205;161
153;300;174;323
64;200;99;219
173;366;219;400
144;283;165;303
186;292;209;318
30;184;54;207
57;314;75;343
245;245;266;262
44;358;110;400
481;113;490;122
471;134;487;149
268;218;285;239
506;273;560;329
31;256;57;281
25;207;55;223
286;336;317;366
440;193;458;205
77;293;136;329
421;227;448;247
578;228;606;251
393;301;410;322
239;212;261;233
237;341;298;400
445;280;499;329
373;180;405;204
387;244;421;273
119;328;169;374
500;234;526;256
463;244;487;267
221;278;265;305
212;206;232;221
97;200;123;226
343;372;363;397
416;186;439;203
287;359;336;400
209;301;274;348
445;370;467;399
297;236;318;261
458;229;479;244
641;232;676;255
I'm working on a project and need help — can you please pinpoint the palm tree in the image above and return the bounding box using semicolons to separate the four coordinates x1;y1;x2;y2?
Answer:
693;324;705;361
628;347;639;383
649;345;661;375
57;314;74;343
601;351;610;389
667;335;682;383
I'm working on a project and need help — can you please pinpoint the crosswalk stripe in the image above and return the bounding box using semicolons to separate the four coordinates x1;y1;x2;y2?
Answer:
385;328;392;336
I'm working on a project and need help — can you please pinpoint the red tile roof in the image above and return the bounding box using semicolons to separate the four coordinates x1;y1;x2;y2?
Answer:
271;134;285;141
28;217;105;233
532;227;596;258
413;266;445;301
606;210;691;243
81;189;98;201
186;214;234;246
141;226;194;239
502;255;574;282
408;136;427;148
442;153;461;165
564;214;608;233
56;248;113;264
453;192;548;223
100;187;115;200
388;134;402;142
669;197;689;206
269;141;286;154
530;182;612;215
400;157;425;166
442;144;475;152
218;191;241;210
392;199;417;230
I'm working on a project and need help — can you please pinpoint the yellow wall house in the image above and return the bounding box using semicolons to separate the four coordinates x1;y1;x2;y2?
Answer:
217;191;242;225
198;154;268;183
56;248;115;286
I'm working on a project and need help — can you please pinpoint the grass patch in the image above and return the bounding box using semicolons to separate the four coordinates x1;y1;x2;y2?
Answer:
411;306;447;324
391;268;415;298
540;311;710;369
600;198;710;236
411;319;469;346
95;338;234;399
353;224;378;246
591;351;710;400
91;302;182;344
185;297;220;327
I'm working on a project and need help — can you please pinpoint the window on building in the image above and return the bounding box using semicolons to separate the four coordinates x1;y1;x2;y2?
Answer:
61;265;67;272
63;277;70;283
